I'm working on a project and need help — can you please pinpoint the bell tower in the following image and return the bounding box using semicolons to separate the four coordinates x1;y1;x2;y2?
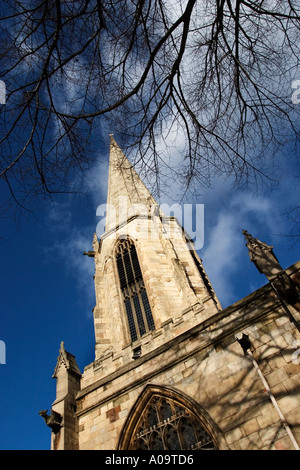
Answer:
90;136;221;366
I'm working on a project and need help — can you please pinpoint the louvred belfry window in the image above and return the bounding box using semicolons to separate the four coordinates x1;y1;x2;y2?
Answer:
116;238;155;342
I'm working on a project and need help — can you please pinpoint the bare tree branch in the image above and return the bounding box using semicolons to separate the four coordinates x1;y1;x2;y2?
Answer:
0;0;299;222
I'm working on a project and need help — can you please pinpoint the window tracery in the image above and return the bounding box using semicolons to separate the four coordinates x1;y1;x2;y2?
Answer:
128;395;217;450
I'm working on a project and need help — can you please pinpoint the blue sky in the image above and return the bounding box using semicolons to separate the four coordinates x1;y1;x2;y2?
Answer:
1;0;300;451
0;133;299;449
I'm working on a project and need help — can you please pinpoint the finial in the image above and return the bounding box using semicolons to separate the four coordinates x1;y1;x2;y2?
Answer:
109;133;117;149
242;229;259;246
242;229;282;277
242;229;275;256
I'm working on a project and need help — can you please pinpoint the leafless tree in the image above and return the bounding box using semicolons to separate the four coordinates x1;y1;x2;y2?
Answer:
0;0;300;221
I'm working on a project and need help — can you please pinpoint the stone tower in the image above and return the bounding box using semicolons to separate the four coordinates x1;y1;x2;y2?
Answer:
91;136;221;364
41;137;300;451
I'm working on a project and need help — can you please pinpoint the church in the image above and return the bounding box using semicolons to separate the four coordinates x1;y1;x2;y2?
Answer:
40;136;300;450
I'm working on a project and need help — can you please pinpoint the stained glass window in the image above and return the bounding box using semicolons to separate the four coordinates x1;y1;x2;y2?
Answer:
128;395;217;450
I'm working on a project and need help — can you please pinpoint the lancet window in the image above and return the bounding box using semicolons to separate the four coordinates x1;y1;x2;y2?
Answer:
116;238;155;342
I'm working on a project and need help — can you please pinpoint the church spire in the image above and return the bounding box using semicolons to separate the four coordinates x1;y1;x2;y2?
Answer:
91;138;221;360
105;136;157;233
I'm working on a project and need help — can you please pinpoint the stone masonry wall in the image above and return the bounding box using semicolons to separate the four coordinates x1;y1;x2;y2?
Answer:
76;281;300;450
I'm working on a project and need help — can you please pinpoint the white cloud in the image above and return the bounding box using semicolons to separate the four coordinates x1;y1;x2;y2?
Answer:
47;201;73;232
41;135;299;317
200;181;295;307
85;158;109;208
41;152;109;319
201;211;244;306
43;227;95;317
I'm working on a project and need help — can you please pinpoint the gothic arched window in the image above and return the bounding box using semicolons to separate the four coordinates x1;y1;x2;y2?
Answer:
121;392;218;450
116;238;155;342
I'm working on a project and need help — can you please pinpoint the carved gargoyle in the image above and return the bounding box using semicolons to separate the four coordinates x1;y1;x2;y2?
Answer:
39;409;62;434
